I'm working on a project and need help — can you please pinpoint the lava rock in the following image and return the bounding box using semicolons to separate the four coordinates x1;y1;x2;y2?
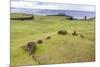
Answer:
46;36;51;39
80;34;85;39
37;40;43;44
72;30;78;36
26;41;36;55
57;30;67;35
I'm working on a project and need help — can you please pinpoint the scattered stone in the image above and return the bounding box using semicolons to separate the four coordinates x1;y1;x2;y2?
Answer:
72;30;78;36
68;17;74;20
57;30;67;35
46;36;51;39
26;41;36;55
32;55;41;64
21;45;27;51
37;40;43;44
80;34;85;39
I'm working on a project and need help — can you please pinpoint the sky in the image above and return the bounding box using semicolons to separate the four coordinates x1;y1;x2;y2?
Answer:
11;0;96;5
11;0;95;12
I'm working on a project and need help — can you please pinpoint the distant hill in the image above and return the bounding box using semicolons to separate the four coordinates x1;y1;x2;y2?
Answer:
10;13;33;18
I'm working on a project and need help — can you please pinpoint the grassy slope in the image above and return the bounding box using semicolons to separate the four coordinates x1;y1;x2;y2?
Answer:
11;13;95;66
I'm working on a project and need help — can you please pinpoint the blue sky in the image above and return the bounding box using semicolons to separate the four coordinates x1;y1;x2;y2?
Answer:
11;0;95;12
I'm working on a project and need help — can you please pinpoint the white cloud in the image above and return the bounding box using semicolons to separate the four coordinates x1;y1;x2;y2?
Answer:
11;0;96;5
11;1;34;8
11;0;95;12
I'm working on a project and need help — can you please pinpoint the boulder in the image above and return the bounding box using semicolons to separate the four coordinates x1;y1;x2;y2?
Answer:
57;30;67;35
37;40;43;44
26;41;36;55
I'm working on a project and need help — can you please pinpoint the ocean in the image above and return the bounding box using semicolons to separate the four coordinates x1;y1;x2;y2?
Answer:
11;7;95;19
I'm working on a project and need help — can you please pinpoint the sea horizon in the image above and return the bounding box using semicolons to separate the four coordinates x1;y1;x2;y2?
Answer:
11;8;95;19
11;0;95;19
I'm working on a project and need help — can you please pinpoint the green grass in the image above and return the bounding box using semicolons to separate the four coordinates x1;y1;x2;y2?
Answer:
10;13;95;66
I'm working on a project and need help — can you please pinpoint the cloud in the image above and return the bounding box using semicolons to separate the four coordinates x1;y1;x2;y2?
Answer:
11;0;96;5
11;1;95;12
11;1;34;8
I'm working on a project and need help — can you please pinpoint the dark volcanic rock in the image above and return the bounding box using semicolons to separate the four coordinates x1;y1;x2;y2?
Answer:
26;41;36;55
80;34;85;39
57;30;67;35
72;30;78;36
37;40;43;44
46;36;51;39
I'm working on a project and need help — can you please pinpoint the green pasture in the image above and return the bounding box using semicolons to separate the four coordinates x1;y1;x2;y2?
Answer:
10;13;95;66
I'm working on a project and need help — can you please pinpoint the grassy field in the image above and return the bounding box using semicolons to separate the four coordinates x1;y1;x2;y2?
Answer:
10;13;95;66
